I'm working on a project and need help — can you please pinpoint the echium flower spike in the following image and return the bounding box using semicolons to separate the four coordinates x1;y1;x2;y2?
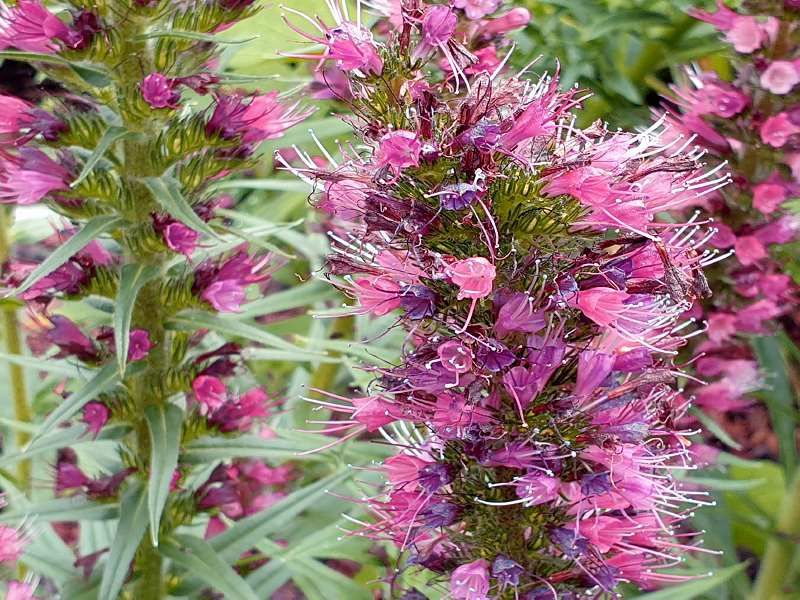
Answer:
660;2;800;447
286;1;721;597
0;0;310;597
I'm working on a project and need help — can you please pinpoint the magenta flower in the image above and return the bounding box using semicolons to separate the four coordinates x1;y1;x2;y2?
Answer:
375;130;421;173
483;8;531;35
0;148;69;204
163;222;199;255
445;257;495;300
83;402;109;437
453;0;501;20
0;0;70;53
450;559;490;600
192;374;227;413
141;73;181;109
5;581;39;600
127;329;152;361
760;112;800;147
206;92;312;145
760;60;800;94
0;524;23;563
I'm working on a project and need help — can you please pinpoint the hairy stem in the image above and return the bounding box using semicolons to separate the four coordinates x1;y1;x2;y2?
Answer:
0;207;31;491
751;465;800;600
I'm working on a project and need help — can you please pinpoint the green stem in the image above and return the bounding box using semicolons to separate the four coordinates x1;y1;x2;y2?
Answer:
0;207;31;492
751;466;800;600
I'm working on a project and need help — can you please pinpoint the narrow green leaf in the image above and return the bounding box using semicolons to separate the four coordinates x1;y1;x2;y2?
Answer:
137;30;257;44
4;423;128;465
211;178;311;192
30;361;120;444
144;404;183;546
98;481;149;600
681;476;766;491
70;126;131;189
0;51;111;79
210;469;351;562
11;216;122;296
752;336;798;473
144;176;222;240
168;311;325;356
0;351;78;376
114;264;160;374
161;535;259;600
628;562;748;599
0;497;117;523
689;407;742;451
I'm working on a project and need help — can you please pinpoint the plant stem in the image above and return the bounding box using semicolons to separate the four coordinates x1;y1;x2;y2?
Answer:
751;465;800;600
0;207;31;491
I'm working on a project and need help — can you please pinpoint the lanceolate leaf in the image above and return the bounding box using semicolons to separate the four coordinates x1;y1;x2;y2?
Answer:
144;404;183;546
628;562;748;599
12;216;122;296
210;469;351;562
98;481;149;600
29;361;121;444
70;126;131;189
144;176;222;240
161;535;259;600
0;497;117;523
114;264;160;374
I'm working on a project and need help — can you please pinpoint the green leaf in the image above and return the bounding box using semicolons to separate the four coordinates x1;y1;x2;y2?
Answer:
0;497;117;523
144;404;183;546
98;481;149;600
582;9;670;41
0;351;78;376
681;476;766;491
114;264;159;374
137;30;257;44
11;216;122;296
168;311;325;357
210;469;350;562
162;535;259;600
70;126;131;189
752;336;798;473
628;562;748;599
30;361;121;444
144;176;222;240
211;178;311;192
689;407;742;451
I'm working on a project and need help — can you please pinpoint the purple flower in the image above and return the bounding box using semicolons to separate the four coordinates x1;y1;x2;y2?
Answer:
127;329;152;361
164;222;199;256
82;402;109;437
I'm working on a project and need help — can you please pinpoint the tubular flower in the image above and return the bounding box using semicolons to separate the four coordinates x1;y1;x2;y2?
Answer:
660;2;800;453
284;2;720;596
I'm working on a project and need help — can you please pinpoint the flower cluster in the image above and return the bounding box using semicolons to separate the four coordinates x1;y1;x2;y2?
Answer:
286;1;721;597
0;0;310;596
662;1;800;442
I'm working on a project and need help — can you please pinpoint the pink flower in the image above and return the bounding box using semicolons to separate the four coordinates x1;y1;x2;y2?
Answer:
726;16;768;53
207;92;312;145
451;559;490;600
208;387;269;433
514;473;560;506
384;454;431;490
0;0;70;53
0;94;34;137
483;8;531;35
127;329;152;361
83;402;109;437
6;581;39;600
0;525;23;563
689;1;738;31
164;222;199;255
192;375;227;412
445;257;496;300
326;23;383;75
760;60;800;95
495;292;546;336
141;73;180;109
0;149;69;205
202;280;247;312
421;5;457;46
351;396;401;431
437;341;473;373
575;349;615;396
351;275;403;316
760;112;800;148
734;235;767;266
375;130;421;173
735;299;781;332
575;287;629;327
753;182;787;214
453;0;500;20
707;312;737;344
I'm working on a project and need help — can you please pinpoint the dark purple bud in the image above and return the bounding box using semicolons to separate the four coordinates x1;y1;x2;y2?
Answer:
549;527;589;559
476;339;516;372
400;284;437;319
580;266;627;290
421;501;460;527
492;555;524;587
65;11;101;50
580;472;612;496
26;108;66;141
592;564;620;591
85;468;136;499
46;315;99;362
418;462;453;493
